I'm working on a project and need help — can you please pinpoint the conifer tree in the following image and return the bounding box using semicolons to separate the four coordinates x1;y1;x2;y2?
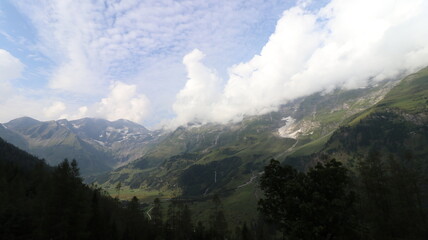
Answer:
151;197;163;236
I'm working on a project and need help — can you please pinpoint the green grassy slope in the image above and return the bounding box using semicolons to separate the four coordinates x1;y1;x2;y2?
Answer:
378;67;428;112
288;67;428;170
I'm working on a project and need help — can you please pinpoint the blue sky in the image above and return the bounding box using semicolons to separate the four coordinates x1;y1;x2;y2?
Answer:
1;0;427;128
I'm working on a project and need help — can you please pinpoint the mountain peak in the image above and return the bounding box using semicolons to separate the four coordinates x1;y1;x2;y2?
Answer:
5;116;41;129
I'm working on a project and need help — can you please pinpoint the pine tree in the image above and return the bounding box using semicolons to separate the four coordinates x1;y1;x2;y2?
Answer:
115;182;122;198
151;197;163;236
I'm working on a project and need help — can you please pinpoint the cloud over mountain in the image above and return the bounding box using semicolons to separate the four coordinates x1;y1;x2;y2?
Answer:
171;0;428;127
0;49;24;82
95;81;151;123
172;49;222;126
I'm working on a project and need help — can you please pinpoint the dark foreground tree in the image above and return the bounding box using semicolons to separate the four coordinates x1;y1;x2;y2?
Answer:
259;159;357;240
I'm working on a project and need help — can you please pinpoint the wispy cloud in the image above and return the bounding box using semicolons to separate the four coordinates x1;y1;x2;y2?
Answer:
14;0;291;90
0;31;14;43
171;0;428;127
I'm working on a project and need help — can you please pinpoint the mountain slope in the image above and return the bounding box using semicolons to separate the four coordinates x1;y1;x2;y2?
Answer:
0;123;28;150
286;66;428;169
2;117;115;174
0;117;156;175
0;137;45;169
65;118;157;167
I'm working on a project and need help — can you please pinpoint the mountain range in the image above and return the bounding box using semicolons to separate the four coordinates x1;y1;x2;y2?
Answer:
1;66;427;225
0;77;394;177
0;117;159;175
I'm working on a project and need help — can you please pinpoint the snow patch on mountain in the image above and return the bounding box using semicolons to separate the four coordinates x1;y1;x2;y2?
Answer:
93;139;106;146
278;117;299;138
278;117;321;139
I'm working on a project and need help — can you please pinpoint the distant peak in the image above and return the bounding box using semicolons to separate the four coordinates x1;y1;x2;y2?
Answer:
5;116;40;127
57;118;69;123
113;118;140;125
10;116;40;122
71;117;108;124
115;118;131;123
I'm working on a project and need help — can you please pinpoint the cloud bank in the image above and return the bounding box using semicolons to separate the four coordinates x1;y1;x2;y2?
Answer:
171;0;428;127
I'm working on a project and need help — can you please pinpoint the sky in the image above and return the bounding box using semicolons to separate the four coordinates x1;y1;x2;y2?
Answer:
1;0;428;129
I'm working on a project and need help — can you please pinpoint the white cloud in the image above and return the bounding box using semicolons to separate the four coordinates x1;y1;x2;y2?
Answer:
43;101;66;119
58;106;88;120
0;49;24;82
94;81;150;123
171;0;428;126
172;49;222;126
0;50;71;122
0;96;67;123
49;61;101;94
